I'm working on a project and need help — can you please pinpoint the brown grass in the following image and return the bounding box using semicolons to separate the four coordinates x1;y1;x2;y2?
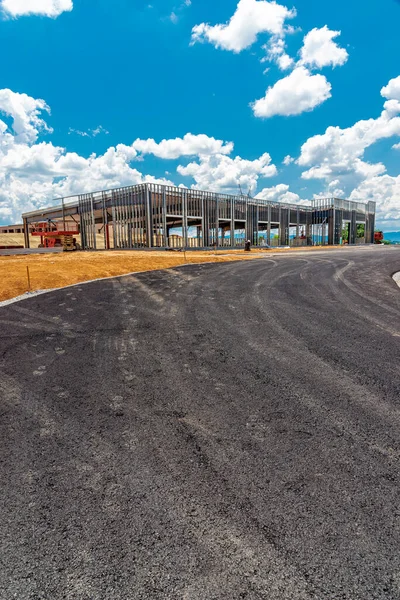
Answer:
0;235;345;302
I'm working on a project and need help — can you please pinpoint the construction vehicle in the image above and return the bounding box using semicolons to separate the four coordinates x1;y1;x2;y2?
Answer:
31;220;80;251
374;231;384;244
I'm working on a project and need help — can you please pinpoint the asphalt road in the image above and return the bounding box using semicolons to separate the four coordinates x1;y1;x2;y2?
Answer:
1;247;400;600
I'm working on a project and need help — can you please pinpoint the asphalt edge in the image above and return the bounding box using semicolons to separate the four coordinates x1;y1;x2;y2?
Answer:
0;259;259;309
2;248;397;309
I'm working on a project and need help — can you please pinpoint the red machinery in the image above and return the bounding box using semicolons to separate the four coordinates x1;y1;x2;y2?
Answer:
374;231;384;244
31;220;80;250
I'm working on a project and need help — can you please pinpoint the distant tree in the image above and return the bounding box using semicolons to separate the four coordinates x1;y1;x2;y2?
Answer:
342;224;365;241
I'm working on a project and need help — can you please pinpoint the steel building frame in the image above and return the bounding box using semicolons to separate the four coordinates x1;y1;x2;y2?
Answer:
22;183;376;250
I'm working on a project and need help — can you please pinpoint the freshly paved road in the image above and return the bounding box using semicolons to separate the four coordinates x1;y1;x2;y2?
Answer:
1;247;400;600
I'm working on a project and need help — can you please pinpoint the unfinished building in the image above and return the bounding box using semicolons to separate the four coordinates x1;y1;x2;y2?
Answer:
21;183;376;250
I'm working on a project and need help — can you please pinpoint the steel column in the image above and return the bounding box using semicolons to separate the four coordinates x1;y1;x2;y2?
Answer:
23;217;30;248
145;185;152;248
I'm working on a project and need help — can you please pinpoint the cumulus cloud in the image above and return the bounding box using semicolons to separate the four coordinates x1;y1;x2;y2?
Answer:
132;133;233;159
393;142;400;150
298;82;400;182
0;88;278;222
177;152;277;192
1;0;73;18
295;76;400;227
0;89;175;222
192;3;348;119
381;75;400;102
349;175;400;230
255;183;301;203
253;27;347;118
261;36;294;70
328;179;340;188
299;26;348;69
0;88;52;143
191;0;296;53
252;66;331;118
282;154;294;165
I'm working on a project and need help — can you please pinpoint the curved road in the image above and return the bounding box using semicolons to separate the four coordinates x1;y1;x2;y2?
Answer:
1;247;400;599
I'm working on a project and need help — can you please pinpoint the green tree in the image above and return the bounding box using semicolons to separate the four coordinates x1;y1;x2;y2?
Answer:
357;224;365;238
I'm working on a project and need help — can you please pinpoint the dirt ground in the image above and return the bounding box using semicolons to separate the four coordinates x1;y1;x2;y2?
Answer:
0;233;345;302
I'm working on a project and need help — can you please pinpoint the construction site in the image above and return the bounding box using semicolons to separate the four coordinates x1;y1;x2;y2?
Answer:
0;183;379;302
20;183;376;251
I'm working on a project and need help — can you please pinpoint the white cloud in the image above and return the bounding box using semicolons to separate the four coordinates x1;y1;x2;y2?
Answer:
0;88;52;143
381;75;400;101
393;142;400;150
192;8;348;120
168;0;191;22
299;26;348;69
253;27;347;119
132;133;233;159
277;52;295;71
1;0;73;18
191;0;296;53
298;83;400;182
69;128;90;138
262;36;294;70
252;66;331;118
177;152;277;192
349;174;400;229
92;125;109;137
0;89;175;222
283;154;294;165
255;183;301;203
315;186;344;198
69;125;109;138
295;77;400;228
0;88;278;223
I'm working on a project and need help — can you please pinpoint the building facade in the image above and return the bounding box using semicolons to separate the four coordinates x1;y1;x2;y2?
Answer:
21;182;376;250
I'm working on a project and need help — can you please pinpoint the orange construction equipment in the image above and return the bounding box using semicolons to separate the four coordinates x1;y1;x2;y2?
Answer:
31;220;80;250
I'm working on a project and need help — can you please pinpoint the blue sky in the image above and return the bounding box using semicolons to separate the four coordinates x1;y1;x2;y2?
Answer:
1;0;400;229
